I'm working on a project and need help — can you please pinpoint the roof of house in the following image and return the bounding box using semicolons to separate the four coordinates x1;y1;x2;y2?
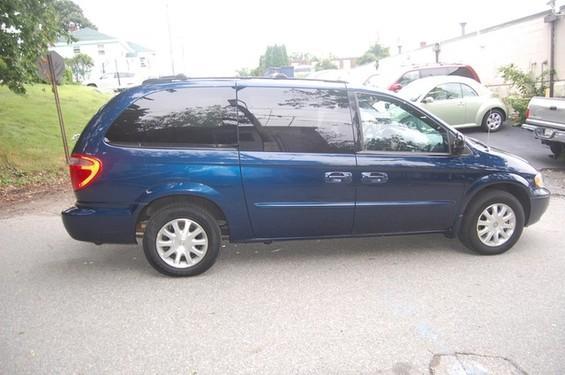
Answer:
56;27;117;44
126;41;154;54
55;28;154;55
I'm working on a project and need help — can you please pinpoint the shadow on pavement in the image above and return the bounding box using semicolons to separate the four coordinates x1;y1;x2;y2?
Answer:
43;234;473;278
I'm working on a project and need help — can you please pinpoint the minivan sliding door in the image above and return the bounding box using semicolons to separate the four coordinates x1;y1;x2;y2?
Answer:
236;84;357;239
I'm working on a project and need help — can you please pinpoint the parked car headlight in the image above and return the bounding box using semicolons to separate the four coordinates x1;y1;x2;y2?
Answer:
534;173;544;188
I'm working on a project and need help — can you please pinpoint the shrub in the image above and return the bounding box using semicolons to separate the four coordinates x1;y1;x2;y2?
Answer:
499;64;549;124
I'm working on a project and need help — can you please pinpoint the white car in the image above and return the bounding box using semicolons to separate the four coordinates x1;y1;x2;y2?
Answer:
398;76;508;132
85;72;141;92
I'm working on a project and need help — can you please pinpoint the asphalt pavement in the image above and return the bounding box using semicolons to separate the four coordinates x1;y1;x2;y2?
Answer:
1;123;564;374
1;192;564;374
461;124;565;170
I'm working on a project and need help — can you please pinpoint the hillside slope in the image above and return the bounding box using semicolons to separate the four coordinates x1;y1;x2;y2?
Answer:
0;85;111;190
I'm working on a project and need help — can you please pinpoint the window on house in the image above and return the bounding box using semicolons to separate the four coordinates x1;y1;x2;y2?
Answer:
97;44;105;55
140;57;146;67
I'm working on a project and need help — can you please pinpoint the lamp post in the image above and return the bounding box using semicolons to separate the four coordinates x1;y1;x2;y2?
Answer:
433;43;441;63
165;1;175;75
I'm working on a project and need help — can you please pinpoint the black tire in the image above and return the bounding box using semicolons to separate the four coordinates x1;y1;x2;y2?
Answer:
548;142;563;158
142;205;221;276
459;190;525;255
481;109;505;132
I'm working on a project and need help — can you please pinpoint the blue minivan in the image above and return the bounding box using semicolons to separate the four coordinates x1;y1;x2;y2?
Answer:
62;78;550;276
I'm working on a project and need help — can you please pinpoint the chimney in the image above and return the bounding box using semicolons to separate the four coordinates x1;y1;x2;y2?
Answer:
459;22;467;36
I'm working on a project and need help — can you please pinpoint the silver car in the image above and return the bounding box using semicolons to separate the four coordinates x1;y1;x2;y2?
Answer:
399;76;507;132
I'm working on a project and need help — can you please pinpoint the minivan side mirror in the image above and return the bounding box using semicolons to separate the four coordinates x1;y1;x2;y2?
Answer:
422;96;434;104
452;133;466;155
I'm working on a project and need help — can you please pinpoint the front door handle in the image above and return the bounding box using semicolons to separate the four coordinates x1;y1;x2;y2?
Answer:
361;172;389;184
325;171;352;184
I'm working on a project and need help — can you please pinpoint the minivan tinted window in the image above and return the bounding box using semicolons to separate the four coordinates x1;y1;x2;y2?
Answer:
357;93;448;153
106;87;237;147
237;87;354;153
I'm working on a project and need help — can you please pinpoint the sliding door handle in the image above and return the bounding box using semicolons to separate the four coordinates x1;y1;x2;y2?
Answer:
361;172;389;184
325;171;352;184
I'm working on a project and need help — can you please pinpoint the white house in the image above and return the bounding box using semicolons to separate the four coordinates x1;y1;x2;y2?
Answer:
51;27;158;82
372;6;565;96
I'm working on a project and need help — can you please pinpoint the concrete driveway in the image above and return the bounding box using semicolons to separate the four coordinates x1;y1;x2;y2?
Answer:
1;193;564;374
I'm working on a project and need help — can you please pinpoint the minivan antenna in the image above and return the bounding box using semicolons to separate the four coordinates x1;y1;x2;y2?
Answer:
486;108;492;148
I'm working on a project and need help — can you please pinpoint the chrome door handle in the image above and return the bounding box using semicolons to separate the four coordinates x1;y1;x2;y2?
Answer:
361;172;389;184
325;171;352;184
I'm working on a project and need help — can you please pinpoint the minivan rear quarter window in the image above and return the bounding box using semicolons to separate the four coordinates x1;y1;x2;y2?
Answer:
237;87;354;153
106;87;237;147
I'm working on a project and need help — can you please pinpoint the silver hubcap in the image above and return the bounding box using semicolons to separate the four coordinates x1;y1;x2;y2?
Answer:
156;218;208;268
476;203;516;247
486;112;502;130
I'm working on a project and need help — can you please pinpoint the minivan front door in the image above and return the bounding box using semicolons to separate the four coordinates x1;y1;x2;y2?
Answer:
353;92;470;234
236;85;357;239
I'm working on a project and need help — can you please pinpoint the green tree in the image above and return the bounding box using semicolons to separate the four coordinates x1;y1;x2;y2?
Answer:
499;64;550;123
315;58;338;71
357;42;390;65
65;53;94;82
238;44;291;77
258;44;289;73
54;0;96;31
236;67;259;77
290;52;318;65
0;0;65;94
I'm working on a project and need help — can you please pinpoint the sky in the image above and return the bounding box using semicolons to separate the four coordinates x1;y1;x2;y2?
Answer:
74;0;562;76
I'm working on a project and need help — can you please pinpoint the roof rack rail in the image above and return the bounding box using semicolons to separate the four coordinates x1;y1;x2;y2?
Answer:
141;75;348;85
141;74;188;85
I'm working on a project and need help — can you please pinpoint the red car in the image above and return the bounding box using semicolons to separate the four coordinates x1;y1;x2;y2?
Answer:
364;64;481;92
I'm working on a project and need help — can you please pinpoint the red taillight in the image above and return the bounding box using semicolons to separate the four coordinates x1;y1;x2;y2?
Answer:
69;153;102;191
388;83;402;92
525;108;530;119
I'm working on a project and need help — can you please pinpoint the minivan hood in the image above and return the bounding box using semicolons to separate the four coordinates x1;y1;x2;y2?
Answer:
466;137;538;176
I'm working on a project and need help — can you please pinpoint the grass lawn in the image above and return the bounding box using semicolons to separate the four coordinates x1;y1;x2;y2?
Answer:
0;84;111;189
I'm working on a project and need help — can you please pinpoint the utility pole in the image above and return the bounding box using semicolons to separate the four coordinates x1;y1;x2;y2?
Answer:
544;0;562;97
166;1;175;75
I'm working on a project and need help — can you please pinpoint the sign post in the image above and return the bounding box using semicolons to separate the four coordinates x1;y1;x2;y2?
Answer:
37;51;69;163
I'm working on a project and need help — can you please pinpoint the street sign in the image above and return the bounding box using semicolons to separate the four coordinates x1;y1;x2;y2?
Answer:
37;51;65;84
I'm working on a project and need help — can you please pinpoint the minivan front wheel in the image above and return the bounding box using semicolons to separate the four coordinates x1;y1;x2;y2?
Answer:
142;205;220;276
460;190;525;255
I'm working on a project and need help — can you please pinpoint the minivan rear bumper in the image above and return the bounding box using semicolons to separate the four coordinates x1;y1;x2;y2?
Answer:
62;205;137;244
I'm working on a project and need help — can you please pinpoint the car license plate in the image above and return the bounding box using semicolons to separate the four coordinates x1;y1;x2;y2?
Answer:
544;128;555;137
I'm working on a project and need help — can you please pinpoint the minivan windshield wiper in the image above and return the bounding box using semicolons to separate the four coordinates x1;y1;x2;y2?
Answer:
468;136;490;151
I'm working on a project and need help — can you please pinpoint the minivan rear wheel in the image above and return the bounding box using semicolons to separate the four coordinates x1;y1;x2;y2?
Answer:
142;205;220;276
459;190;525;255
